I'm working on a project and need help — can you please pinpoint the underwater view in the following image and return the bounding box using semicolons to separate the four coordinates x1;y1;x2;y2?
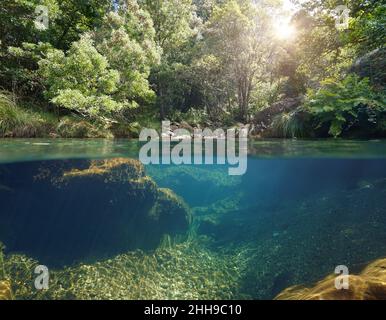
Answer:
2;139;386;300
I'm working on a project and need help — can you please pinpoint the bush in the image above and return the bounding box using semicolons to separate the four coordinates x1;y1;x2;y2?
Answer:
305;74;386;137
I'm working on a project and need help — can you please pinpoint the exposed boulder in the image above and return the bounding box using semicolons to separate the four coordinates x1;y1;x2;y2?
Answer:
350;48;386;91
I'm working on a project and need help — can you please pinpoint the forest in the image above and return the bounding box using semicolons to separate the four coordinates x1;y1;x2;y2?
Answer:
0;0;385;139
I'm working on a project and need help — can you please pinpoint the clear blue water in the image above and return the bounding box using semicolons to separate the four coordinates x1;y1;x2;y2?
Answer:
1;139;386;299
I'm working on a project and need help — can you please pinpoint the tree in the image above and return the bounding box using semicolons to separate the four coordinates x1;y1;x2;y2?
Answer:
140;0;203;119
39;35;123;120
200;0;277;122
0;0;112;96
348;2;386;54
193;0;218;22
141;0;196;58
39;1;161;121
94;7;161;108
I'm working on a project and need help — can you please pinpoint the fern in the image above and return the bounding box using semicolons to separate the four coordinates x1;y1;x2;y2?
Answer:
305;74;386;137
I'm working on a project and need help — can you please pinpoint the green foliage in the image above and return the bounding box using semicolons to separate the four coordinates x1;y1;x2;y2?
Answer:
94;7;160;106
143;0;200;119
0;91;115;138
249;80;284;113
0;0;59;48
0;0;111;49
347;2;386;54
200;0;276;121
152;62;198;118
48;0;112;50
38;3;160;122
285;0;385;98
0;92;25;135
193;0;217;21
2;39;54;96
305;74;386;137
191;54;229;120
39;35;124;120
183;108;209;126
142;0;196;58
170;108;210;127
0;0;385;137
276;8;353;98
0;0;111;96
109;121;143;138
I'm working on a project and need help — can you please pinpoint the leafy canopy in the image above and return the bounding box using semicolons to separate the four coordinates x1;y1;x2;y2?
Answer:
39;35;122;119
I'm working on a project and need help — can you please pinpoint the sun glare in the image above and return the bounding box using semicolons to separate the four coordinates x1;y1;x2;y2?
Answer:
272;0;299;40
274;20;296;40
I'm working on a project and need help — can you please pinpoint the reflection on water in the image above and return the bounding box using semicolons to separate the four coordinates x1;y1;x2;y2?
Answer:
1;139;386;299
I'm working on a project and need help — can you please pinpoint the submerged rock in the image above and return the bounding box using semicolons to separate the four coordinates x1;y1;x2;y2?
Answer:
149;188;192;234
276;258;386;300
0;158;191;266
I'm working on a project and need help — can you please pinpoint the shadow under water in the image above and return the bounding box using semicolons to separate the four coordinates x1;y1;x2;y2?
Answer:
0;159;191;267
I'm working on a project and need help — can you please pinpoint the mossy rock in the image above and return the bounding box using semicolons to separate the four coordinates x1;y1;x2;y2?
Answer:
276;258;386;300
0;281;12;300
148;188;192;235
56;118;112;138
109;122;142;138
0;158;191;266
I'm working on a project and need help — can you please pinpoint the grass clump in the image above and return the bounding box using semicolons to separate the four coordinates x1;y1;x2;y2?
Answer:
271;111;307;138
0;92;56;137
0;91;115;138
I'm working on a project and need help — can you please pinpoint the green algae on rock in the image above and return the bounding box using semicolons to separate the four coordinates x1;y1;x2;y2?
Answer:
276;258;386;300
61;158;146;183
149;188;192;234
0;280;12;300
0;158;192;266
